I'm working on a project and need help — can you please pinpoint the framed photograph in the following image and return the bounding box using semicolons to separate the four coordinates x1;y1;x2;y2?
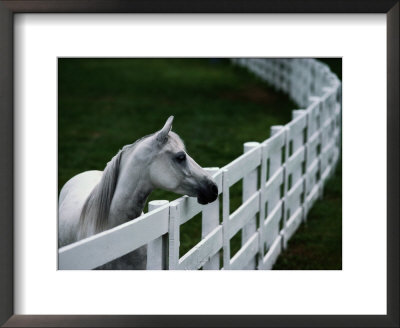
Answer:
56;57;343;273
0;1;398;327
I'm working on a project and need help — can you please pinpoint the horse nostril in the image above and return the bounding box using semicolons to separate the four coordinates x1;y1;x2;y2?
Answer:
211;184;218;195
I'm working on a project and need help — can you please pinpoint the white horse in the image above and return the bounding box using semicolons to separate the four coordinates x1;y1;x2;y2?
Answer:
58;116;218;269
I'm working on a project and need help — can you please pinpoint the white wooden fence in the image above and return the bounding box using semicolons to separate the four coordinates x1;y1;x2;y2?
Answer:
59;58;341;270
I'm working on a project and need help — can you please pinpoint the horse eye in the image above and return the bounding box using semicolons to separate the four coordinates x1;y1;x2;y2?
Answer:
176;152;186;163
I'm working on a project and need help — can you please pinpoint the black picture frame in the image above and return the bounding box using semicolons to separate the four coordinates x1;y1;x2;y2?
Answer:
0;1;398;327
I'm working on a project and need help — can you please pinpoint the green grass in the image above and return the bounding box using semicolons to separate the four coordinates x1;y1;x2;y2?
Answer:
273;161;342;270
58;58;342;269
58;59;295;190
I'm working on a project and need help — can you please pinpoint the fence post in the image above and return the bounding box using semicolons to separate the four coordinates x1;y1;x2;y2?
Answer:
146;200;169;270
258;144;267;264
222;168;231;270
242;142;260;270
271;125;288;249
292;109;307;223
202;167;220;270
168;200;181;270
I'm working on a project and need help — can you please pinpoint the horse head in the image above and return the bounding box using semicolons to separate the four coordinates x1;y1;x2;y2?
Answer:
60;115;219;252
147;116;218;205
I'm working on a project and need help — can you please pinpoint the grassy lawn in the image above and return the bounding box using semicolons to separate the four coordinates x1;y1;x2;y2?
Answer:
58;58;341;269
273;161;342;269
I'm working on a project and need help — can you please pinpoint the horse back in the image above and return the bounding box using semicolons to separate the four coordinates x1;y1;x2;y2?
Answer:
58;170;103;247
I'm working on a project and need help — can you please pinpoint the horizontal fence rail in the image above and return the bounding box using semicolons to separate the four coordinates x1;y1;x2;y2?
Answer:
59;58;342;270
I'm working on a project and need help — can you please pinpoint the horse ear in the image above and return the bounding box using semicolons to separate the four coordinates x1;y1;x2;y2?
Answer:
156;116;174;145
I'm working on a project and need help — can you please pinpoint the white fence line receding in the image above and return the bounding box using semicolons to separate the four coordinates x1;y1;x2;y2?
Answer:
59;58;342;270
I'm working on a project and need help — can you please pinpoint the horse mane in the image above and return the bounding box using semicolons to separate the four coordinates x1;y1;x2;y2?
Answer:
78;135;152;237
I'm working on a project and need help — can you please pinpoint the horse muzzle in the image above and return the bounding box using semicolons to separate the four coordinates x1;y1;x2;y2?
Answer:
196;180;218;205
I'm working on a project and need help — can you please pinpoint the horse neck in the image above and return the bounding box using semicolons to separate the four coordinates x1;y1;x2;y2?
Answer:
107;149;153;228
